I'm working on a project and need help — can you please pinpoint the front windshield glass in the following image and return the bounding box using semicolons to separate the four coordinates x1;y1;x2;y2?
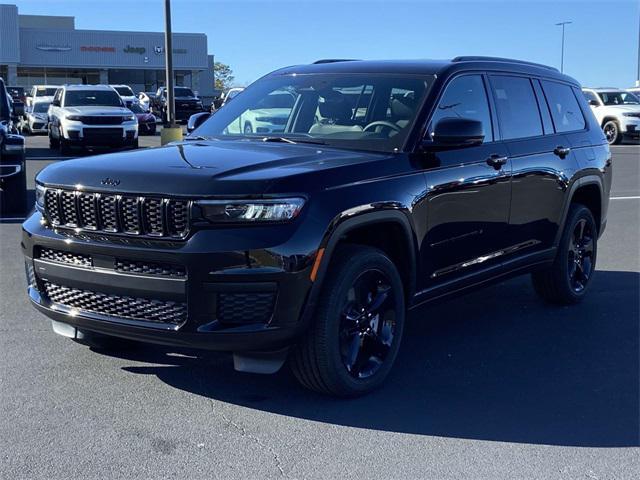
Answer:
175;87;195;97
38;87;58;96
193;73;434;152
114;86;134;97
64;90;123;107
598;91;640;105
33;103;49;113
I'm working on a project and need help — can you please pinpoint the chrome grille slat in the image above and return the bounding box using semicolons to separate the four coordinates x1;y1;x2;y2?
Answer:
41;188;189;239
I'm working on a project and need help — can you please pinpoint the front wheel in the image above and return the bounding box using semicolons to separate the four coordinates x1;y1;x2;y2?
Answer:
603;120;622;145
48;128;59;149
532;204;598;305
291;245;405;397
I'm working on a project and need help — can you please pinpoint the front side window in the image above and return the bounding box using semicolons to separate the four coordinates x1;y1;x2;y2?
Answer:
194;73;434;153
597;91;640;106
490;75;543;140
429;75;493;142
542;81;585;133
63;90;123;107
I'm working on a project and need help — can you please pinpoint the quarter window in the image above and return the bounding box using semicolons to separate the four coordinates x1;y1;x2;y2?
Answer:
490;75;543;140
542;81;586;133
430;75;493;143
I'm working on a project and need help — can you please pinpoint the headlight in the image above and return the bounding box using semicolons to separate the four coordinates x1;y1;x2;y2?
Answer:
196;198;305;223
124;114;136;121
65;115;82;121
35;184;45;210
622;112;640;118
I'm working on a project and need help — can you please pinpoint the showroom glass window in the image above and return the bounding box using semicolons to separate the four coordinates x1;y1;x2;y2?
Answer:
429;74;493;142
490;75;543;140
542;81;585;133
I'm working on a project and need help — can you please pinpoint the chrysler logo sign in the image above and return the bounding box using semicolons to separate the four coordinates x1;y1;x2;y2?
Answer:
36;44;71;52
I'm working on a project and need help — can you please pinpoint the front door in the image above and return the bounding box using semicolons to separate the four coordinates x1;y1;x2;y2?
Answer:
421;74;512;286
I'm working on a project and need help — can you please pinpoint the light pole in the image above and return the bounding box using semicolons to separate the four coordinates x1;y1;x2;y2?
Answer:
636;8;639;86
160;0;182;144
555;21;572;73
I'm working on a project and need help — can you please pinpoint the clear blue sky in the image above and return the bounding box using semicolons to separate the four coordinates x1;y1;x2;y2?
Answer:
10;0;640;88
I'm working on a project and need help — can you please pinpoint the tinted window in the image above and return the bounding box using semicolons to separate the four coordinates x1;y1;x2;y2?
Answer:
542;81;585;133
597;91;640;105
64;90;122;107
430;75;493;142
114;86;134;97
490;76;542;140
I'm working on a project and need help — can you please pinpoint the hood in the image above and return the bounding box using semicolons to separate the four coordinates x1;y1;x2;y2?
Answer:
599;104;640;113
36;140;391;196
63;106;132;116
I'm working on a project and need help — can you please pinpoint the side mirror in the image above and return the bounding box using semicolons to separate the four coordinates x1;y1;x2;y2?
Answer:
588;99;600;107
424;117;484;150
187;112;211;133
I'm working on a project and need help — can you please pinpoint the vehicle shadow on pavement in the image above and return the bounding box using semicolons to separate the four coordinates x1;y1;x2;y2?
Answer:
113;270;639;447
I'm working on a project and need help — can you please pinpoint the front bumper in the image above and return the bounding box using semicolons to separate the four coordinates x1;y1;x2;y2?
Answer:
22;211;316;352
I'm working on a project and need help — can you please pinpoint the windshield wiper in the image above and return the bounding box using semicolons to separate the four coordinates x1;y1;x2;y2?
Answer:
261;136;297;144
184;135;213;141
261;136;327;145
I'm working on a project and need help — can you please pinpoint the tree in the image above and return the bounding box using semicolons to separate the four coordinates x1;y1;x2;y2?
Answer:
214;62;235;91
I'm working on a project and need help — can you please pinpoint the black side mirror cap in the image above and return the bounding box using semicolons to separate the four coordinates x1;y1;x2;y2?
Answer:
187;112;211;133
588;100;600;107
423;117;485;150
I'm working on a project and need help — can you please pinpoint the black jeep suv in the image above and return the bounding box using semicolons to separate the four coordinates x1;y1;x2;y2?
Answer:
22;57;611;396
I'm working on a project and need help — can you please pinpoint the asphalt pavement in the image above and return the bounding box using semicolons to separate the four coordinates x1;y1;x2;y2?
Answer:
0;141;638;479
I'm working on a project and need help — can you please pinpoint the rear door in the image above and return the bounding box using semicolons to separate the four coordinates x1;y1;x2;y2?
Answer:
421;74;511;285
489;75;581;255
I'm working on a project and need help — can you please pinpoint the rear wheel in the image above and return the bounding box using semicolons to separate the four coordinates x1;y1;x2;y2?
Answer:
603;120;622;145
532;204;597;305
291;245;405;397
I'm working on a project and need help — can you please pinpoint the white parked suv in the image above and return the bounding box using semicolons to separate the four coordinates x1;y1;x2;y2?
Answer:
48;85;138;154
110;84;138;108
582;87;640;144
21;100;51;135
26;85;60;109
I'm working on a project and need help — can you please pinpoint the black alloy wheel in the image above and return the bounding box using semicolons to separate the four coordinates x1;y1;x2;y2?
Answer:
567;217;595;293
603;120;621;144
339;270;397;379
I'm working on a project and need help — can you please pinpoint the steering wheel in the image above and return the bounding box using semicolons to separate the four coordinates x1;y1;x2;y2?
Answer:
363;121;402;133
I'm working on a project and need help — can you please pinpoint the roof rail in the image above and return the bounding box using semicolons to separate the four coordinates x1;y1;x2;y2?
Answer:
452;56;559;72
312;59;360;64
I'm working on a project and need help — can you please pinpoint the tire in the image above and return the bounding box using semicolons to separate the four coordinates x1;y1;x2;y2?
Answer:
48;128;59;149
603;120;622;145
244;123;253;134
532;203;598;305
59;138;71;156
290;245;405;397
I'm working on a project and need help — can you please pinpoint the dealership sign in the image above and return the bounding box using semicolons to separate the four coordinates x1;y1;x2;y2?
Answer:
81;46;116;52
124;45;146;55
36;44;71;52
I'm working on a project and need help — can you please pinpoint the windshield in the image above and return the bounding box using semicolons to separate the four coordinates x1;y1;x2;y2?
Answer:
64;90;123;107
33;102;49;113
175;87;195;97
114;86;134;97
37;87;58;97
597;91;640;105
193;73;434;152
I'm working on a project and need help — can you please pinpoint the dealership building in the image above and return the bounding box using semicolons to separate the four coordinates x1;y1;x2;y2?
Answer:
0;3;215;96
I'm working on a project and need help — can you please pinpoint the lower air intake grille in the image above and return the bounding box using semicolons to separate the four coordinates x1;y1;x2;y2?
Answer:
217;292;276;324
44;282;186;325
115;259;186;278
40;248;92;267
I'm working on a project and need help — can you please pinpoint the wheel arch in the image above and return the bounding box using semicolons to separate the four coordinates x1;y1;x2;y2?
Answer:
555;175;604;246
298;209;418;327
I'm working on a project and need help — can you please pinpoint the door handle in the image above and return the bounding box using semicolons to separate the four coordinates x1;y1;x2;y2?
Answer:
486;154;508;170
554;146;571;158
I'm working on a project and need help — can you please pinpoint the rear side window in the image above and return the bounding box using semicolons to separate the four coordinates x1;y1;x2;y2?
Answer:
430;74;493;142
542;81;585;133
490;75;543;140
